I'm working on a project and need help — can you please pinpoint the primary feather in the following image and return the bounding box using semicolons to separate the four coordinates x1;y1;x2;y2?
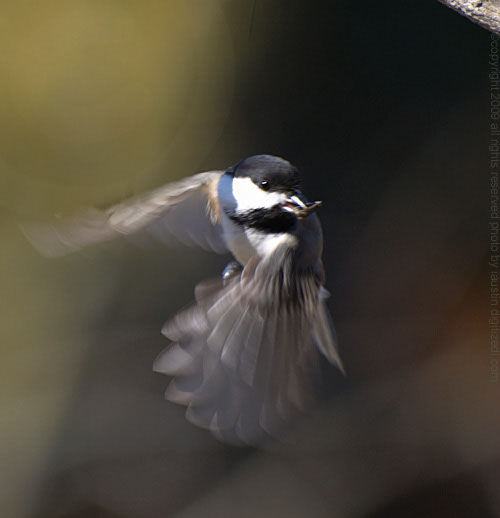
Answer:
22;172;226;256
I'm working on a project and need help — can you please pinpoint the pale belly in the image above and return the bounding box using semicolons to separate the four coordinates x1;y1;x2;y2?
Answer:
221;217;297;266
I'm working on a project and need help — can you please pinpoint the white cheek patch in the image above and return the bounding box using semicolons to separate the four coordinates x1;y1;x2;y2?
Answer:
231;177;286;212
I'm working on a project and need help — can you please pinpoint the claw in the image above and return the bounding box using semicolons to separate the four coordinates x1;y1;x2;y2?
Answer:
222;261;242;286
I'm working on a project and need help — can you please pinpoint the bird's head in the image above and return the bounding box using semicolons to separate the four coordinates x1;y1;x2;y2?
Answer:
223;155;322;221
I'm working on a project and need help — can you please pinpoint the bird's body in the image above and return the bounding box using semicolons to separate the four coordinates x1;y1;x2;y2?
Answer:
23;155;344;444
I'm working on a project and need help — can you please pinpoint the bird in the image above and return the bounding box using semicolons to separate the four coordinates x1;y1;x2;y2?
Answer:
23;154;344;444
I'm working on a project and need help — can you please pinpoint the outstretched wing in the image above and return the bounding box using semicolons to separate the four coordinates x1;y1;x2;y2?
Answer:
22;171;227;257
153;250;343;445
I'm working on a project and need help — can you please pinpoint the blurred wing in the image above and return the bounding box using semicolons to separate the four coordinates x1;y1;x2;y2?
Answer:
313;287;345;374
22;171;227;257
153;253;343;445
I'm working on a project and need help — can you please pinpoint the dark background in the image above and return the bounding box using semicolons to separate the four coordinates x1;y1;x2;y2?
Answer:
0;1;495;517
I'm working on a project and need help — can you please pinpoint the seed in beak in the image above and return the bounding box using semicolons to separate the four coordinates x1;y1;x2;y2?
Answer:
281;198;323;218
297;200;322;219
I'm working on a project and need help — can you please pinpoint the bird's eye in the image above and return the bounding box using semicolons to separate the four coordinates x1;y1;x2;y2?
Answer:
260;180;270;191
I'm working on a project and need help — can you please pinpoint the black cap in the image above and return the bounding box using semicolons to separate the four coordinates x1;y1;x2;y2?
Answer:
228;155;301;193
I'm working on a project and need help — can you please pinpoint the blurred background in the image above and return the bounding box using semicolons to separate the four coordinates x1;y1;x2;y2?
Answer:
0;1;495;517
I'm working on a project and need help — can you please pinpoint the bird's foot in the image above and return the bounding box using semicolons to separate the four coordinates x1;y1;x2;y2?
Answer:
222;260;242;286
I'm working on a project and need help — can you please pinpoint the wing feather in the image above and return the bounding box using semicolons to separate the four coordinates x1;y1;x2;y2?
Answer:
22;171;227;256
312;287;345;374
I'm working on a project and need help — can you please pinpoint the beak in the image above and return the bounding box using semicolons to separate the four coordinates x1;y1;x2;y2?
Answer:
282;194;323;219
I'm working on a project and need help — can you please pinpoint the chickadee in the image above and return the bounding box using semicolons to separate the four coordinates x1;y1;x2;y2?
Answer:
24;155;344;444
